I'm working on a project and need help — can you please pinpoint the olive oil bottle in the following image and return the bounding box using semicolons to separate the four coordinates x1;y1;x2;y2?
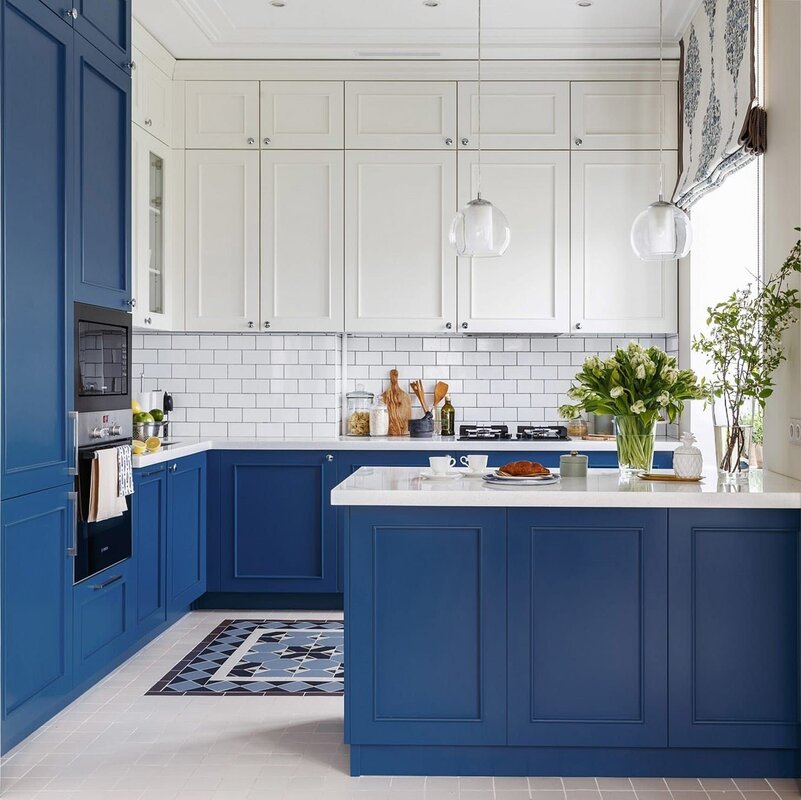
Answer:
441;395;455;437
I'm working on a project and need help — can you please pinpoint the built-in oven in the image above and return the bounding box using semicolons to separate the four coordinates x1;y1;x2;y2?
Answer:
72;303;133;584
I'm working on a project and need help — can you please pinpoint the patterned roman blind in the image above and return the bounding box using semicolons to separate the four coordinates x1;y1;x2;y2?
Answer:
673;0;765;210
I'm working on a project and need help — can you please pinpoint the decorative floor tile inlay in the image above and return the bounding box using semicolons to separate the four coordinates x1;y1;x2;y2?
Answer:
147;619;344;696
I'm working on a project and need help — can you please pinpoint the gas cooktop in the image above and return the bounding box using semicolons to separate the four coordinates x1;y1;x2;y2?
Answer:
457;424;570;441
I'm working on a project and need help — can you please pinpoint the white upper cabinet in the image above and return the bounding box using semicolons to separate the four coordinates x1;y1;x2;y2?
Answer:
261;151;344;332
132;127;174;330
571;81;679;150
345;151;457;333
185;81;260;149
260;81;344;149
185;150;260;331
345;82;457;149
456;151;570;334
571;150;678;334
457;82;570;150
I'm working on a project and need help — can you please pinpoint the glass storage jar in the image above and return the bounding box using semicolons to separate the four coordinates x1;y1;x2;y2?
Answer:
346;386;374;436
369;398;389;437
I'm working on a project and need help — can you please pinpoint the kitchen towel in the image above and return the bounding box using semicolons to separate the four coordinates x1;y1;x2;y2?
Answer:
118;444;134;497
90;447;128;522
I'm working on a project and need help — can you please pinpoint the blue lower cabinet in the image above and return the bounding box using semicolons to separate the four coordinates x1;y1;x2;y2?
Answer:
347;506;507;745
507;508;668;747
133;464;167;634
1;485;75;752
669;509;800;750
217;451;337;594
73;560;135;689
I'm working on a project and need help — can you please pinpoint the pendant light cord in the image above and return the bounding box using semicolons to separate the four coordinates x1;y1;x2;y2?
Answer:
658;0;665;200
476;0;482;199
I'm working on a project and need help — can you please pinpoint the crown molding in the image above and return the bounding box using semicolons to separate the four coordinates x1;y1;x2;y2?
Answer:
132;18;177;77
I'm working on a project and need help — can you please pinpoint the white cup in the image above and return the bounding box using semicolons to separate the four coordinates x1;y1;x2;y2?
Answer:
429;456;456;474
460;454;488;473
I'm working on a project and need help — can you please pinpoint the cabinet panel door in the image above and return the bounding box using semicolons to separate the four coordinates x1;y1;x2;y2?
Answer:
571;81;678;150
1;486;74;752
2;0;74;499
508;508;668;747
218;451;337;593
260;81;344;149
139;58;172;146
457;151;570;333
74;37;132;309
185;81;260;149
185;150;260;331
260;151;344;332
348;506;506;744
571;150;678;334
75;0;131;72
167;454;207;610
345;150;457;333
132;128;173;330
669;510;800;749
345;81;457;149
457;82;570;149
133;466;167;633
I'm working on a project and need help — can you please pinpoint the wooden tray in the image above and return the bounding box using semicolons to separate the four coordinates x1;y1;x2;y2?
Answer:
581;433;616;441
639;472;703;483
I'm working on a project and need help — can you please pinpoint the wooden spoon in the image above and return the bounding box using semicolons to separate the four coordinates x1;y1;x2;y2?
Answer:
433;381;449;408
409;380;429;414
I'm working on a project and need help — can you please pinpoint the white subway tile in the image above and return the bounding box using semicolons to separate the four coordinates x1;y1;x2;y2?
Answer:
504;394;531;407
199;393;228;408
449;338;477;352
284;423;313;437
395;337;423;352
503;366;529;379
242;408;272;423
185;350;212;364
283;393;312;408
544;352;572;366
143;334;172;349
476;338;503;352
172;364;200;379
557;337;585;351
503;338;530;352
450;366;477;380
186;408;214;422
214;350;242;365
490;352;516;366
255;365;284;379
369;337;396;351
271;350;299;365
270;379;298;393
517;380;545;393
530;338;558;351
257;394;285;408
200;422;228;436
213;379;242;394
215;408;243;423
298;379;327;394
227;365;256;379
175;335;200;349
227;394;257;408
346;337;368;351
422;338;449;352
256;423;284;436
477;366;503;379
299;350;327;365
490;380;517;393
435;352;463;366
313;335;339;351
463;379;490;393
272;408;299;423
285;364;313;379
257;335;285;350
356;351;381;365
241;379;271;393
227;335;256;350
463;352;491;366
299;409;328;423
517;352;545;366
313;422;339;437
284;335;312;349
228;423;257;437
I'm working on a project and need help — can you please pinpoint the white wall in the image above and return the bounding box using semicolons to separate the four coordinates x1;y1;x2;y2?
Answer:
762;0;801;478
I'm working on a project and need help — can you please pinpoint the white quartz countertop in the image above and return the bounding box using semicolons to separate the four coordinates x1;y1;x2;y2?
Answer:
132;434;678;468
330;467;801;509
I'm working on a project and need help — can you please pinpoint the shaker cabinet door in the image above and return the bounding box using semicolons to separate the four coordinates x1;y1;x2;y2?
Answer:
260;81;344;149
571;150;678;334
74;0;131;73
456;151;570;333
185;150;260;331
261;151;344;332
345;150;457;333
185;81;260;149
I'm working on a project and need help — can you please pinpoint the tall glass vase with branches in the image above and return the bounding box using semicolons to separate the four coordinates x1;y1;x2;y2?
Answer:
692;230;801;480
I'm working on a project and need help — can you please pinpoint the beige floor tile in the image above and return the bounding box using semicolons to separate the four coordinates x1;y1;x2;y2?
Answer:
597;781;633;791
563;780;599;790
700;780;737;791
529;779;566;791
734;782;772;792
630;781;669;792
665;780;704;791
600;791;636;800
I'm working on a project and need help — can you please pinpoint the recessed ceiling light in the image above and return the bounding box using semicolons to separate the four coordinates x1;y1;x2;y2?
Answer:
423;0;440;6
270;0;285;6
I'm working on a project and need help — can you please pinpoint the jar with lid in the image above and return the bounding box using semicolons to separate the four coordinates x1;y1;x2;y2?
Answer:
566;417;588;438
346;386;374;436
369;397;389;437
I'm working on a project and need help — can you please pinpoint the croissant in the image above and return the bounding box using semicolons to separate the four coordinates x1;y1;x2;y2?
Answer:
498;460;550;477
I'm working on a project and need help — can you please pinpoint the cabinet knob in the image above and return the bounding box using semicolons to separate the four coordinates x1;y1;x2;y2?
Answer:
263;137;272;146
575;322;582;330
65;7;78;19
145;118;153;127
326;454;334;462
445;322;452;330
170;463;177;472
247;137;256;145
461;138;469;146
144;317;152;325
126;298;136;308
247;321;254;328
574;137;583;147
263;321;271;329
127;61;136;71
461;322;468;330
444;137;453;146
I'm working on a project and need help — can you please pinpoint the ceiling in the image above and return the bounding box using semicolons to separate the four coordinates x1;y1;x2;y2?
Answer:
132;0;702;61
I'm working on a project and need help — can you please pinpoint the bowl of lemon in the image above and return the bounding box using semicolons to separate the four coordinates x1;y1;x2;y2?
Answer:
132;401;165;450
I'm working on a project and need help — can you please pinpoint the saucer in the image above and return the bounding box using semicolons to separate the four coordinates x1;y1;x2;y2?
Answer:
460;467;491;478
420;469;462;481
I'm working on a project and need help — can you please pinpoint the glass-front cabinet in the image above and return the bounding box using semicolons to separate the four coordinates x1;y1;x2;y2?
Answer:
132;127;173;329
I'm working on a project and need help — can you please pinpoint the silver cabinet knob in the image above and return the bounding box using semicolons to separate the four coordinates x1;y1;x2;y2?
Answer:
247;321;254;328
461;322;468;329
575;322;582;330
247;137;256;145
126;298;136;308
445;322;452;330
461;138;469;146
444;137;453;146
574;137;583;147
170;463;177;472
144;317;152;325
263;321;271;329
127;61;136;71
263;137;272;145
145;118;152;127
65;7;78;19
326;454;334;462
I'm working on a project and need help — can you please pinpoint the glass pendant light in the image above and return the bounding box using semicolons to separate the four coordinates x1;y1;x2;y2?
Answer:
449;0;510;258
630;0;692;261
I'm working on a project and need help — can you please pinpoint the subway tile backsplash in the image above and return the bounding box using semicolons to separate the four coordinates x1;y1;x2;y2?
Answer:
133;333;679;438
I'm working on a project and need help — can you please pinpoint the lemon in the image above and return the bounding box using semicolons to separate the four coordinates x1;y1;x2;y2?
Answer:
132;399;142;414
132;440;146;455
150;409;164;422
145;436;161;453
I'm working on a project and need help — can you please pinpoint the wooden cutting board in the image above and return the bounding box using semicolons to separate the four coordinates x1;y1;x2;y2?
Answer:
382;369;411;436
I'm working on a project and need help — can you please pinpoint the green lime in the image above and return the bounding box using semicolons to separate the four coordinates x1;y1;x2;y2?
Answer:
150;409;164;422
133;411;154;424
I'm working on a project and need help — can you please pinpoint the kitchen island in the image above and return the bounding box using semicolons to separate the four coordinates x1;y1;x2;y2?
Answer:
332;468;801;778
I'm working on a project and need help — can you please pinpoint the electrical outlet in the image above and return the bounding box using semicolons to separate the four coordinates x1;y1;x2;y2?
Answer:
789;418;801;445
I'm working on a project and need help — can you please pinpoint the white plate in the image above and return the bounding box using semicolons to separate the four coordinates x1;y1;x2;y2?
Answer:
420;469;462;481
483;473;561;487
493;470;557;481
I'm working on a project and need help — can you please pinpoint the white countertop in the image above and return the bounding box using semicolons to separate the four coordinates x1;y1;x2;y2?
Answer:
330;467;801;509
132;434;678;468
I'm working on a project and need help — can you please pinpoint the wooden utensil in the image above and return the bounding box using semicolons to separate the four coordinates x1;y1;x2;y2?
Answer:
433;381;448;408
382;369;412;436
410;380;429;414
639;472;704;483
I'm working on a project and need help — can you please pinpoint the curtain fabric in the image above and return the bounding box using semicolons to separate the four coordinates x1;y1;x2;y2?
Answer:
673;0;765;210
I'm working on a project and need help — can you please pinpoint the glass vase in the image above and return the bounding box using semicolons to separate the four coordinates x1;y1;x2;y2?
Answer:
614;415;657;476
712;398;754;483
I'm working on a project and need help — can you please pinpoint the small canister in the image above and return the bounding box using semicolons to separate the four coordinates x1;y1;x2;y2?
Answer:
560;450;588;478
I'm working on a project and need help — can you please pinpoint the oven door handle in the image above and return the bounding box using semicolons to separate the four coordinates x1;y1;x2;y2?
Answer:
67;491;78;557
68;411;79;476
92;574;123;591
